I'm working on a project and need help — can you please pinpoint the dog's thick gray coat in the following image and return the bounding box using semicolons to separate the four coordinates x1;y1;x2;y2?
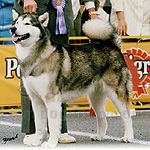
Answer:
11;10;134;148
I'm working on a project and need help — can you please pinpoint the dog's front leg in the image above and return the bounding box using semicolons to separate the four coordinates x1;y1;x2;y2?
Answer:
23;95;47;146
42;95;62;148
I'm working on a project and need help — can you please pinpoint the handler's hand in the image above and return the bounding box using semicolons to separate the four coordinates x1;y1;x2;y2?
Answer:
116;11;127;35
24;0;37;14
88;7;101;20
90;14;101;20
116;18;127;35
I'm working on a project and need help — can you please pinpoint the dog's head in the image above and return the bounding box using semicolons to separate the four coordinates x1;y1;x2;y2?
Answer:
11;9;49;46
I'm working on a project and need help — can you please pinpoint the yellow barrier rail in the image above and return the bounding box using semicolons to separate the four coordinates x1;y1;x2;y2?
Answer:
0;109;21;114
120;36;150;39
1;36;150;41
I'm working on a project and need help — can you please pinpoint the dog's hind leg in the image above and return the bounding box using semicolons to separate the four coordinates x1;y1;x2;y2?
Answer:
88;88;107;141
23;94;47;146
106;87;134;143
41;95;62;148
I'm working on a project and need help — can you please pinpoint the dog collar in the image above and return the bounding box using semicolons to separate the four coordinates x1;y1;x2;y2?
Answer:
52;0;67;35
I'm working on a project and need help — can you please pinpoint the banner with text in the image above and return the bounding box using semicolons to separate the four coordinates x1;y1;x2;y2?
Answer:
0;41;150;106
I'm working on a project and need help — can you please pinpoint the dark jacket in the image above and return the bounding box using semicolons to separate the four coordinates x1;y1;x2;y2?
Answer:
14;0;98;35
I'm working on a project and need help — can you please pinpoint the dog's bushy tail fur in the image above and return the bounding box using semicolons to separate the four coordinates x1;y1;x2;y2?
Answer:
82;19;114;41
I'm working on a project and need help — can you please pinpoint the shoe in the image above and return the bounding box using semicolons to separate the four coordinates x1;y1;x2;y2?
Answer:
58;133;76;143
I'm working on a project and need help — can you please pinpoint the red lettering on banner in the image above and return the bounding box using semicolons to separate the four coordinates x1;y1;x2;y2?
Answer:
123;48;150;99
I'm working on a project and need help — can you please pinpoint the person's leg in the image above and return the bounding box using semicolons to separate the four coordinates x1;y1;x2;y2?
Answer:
59;103;76;143
21;78;35;134
70;11;81;36
61;103;67;133
69;11;82;44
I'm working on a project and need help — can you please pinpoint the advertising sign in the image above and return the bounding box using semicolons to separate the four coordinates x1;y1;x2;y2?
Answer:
0;45;20;106
0;39;150;108
122;42;150;102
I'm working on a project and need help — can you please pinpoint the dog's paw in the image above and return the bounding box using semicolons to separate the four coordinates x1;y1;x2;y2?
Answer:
23;134;43;146
41;141;57;148
121;137;134;143
90;135;104;141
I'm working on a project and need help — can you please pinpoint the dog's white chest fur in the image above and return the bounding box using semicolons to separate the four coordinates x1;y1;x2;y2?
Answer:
22;73;50;99
16;45;31;60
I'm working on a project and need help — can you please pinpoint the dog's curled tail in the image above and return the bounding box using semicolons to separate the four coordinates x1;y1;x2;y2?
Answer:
82;19;114;41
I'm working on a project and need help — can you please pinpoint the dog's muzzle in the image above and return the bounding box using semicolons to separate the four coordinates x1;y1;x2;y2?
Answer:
10;26;30;43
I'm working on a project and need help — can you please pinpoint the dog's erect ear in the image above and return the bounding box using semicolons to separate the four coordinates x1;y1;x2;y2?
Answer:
38;12;49;27
12;9;19;21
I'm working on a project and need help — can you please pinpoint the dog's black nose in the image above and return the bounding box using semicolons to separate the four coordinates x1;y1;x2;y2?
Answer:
10;26;17;34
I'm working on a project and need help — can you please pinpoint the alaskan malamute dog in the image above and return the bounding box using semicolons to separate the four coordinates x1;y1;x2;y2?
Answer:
11;9;134;148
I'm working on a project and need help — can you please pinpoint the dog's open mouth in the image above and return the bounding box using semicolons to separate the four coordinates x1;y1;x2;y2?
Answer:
12;33;30;43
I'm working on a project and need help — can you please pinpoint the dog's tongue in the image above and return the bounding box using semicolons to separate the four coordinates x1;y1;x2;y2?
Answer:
12;35;21;42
